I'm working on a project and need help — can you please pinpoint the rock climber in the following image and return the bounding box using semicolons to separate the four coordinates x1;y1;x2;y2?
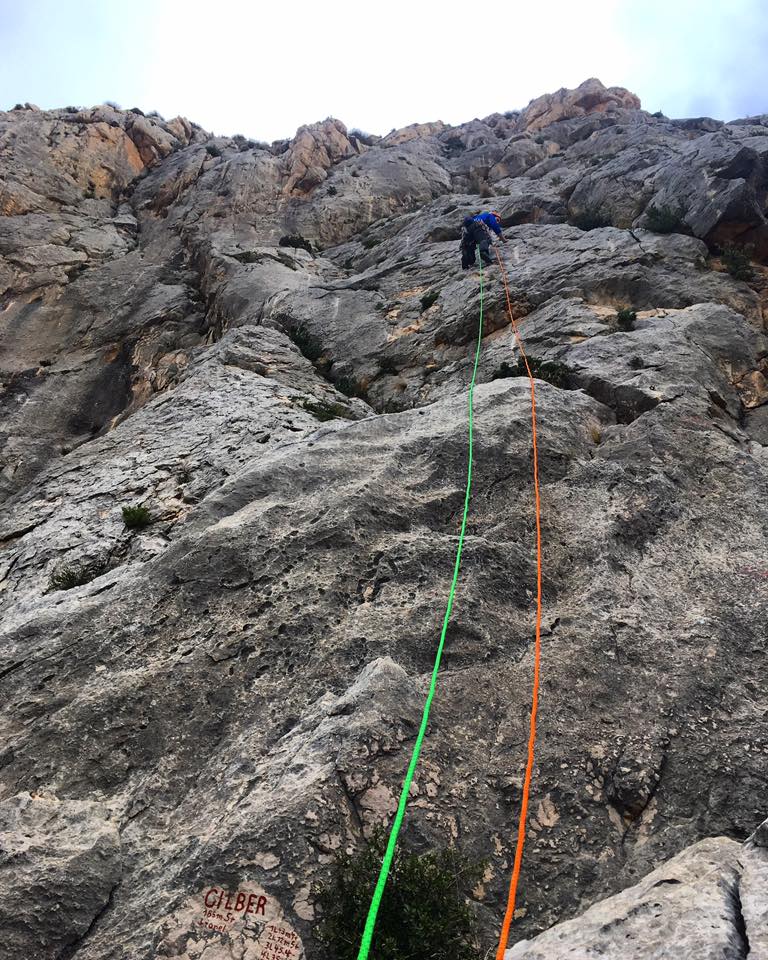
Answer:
460;210;506;270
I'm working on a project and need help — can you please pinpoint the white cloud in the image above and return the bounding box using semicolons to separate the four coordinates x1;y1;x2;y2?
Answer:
1;0;765;139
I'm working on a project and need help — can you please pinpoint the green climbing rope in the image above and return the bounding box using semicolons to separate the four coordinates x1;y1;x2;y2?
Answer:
356;250;485;960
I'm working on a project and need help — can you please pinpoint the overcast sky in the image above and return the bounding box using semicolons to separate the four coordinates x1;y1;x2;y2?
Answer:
1;0;766;141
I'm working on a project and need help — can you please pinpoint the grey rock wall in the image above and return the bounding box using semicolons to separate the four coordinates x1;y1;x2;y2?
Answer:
1;81;767;958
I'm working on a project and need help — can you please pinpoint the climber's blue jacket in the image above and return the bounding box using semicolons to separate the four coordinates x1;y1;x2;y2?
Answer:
474;212;503;237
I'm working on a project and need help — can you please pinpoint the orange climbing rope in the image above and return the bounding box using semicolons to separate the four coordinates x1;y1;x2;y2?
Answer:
494;247;544;960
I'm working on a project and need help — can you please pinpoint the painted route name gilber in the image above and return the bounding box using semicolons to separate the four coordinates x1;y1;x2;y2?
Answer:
198;887;268;932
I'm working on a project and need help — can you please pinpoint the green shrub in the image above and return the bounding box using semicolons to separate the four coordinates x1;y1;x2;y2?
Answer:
362;236;380;249
49;559;109;592
312;829;485;960
645;204;682;234
550;175;563;186
327;185;338;196
652;110;665;118
570;208;612;231
616;308;637;331
335;375;368;399
122;505;152;529
721;243;755;282
301;398;355;422
279;234;314;255
232;250;261;264
205;143;222;158
491;356;570;387
420;291;439;312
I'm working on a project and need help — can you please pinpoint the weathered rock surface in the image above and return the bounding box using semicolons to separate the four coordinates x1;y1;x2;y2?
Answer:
0;793;121;960
1;81;768;959
507;817;768;958
518;77;642;132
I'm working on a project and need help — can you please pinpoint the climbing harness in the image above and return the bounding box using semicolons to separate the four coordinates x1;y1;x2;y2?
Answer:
356;249;485;960
494;245;544;960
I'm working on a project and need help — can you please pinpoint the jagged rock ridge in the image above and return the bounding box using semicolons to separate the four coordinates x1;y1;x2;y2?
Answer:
0;79;767;959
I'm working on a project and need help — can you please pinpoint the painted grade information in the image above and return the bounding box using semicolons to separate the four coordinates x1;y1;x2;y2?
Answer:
157;882;305;960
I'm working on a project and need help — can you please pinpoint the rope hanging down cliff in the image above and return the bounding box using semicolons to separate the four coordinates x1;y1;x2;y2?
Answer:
494;245;544;960
355;250;486;960
355;244;545;960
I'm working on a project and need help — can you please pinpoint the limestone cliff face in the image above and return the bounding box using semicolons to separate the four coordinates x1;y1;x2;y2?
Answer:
0;81;767;959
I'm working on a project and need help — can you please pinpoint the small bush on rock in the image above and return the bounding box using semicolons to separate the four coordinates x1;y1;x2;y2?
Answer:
122;505;152;529
291;326;324;362
721;243;755;282
378;357;399;375
301;399;355;422
570;208;612;231
335;375;368;400
279;235;314;255
312;829;485;960
205;143;222;158
616;308;637;331
645;204;682;234
420;291;439;312
491;356;570;387
49;559;109;592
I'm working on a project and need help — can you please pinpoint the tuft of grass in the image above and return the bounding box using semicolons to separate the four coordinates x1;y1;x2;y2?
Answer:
589;424;602;444
570;208;612;231
491;356;570;387
615;308;637;331
312;828;485;960
49;559;109;592
362;236;380;249
122;505;152;529
327;184;338;196
420;290;439;312
301;398;355;422
721;243;755;282
645;204;682;234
